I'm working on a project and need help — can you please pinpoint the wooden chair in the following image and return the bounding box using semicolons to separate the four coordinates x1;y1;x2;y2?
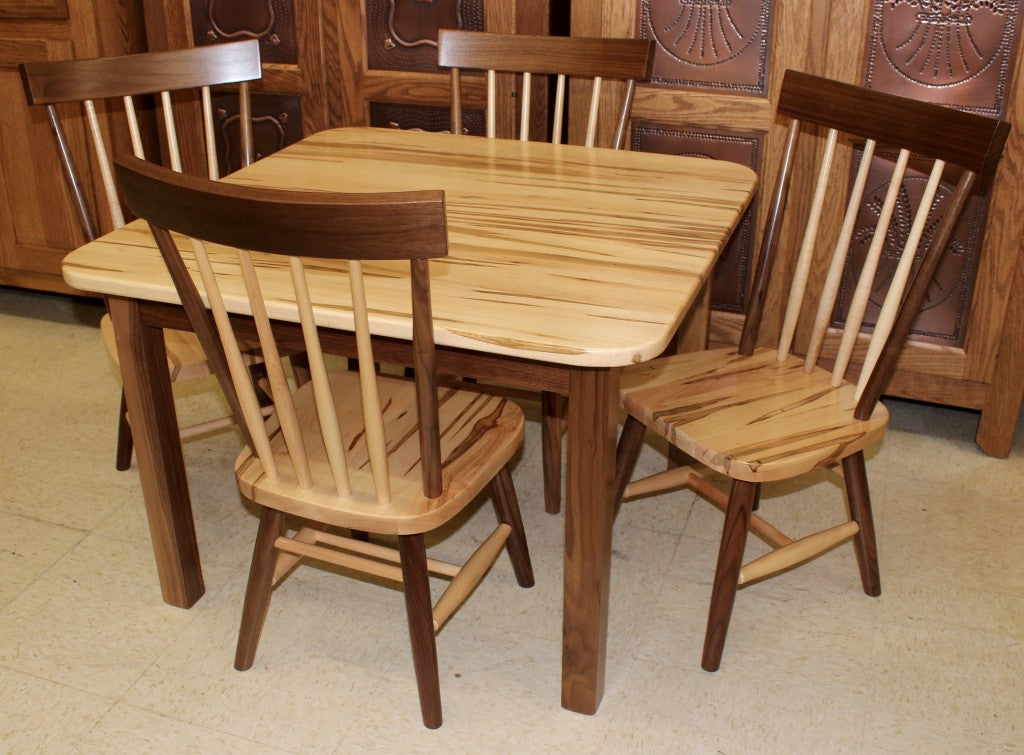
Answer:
437;29;655;515
20;40;262;470
113;155;534;729
614;70;1010;672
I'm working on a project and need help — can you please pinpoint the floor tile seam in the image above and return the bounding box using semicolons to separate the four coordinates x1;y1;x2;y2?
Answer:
0;660;121;714
116;700;303;754
0;522;92;612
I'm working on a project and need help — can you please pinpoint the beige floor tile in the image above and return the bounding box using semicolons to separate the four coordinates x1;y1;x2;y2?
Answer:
0;511;84;608
74;703;291;754
0;533;198;698
123;567;411;753
0;666;113;752
1;405;141;531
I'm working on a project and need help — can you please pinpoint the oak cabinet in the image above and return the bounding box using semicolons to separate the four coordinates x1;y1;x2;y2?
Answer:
0;0;148;293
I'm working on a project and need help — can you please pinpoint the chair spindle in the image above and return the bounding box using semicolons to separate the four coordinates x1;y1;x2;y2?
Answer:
804;138;878;371
855;158;947;398
831;148;911;386
777;127;839;360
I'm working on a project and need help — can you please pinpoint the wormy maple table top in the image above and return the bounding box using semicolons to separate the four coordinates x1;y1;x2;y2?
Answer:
63;127;756;368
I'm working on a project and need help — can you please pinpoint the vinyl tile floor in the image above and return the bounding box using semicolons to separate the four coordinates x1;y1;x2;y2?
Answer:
1;287;1022;753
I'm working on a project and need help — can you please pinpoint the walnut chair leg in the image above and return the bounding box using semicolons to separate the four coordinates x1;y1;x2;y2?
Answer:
613;414;647;518
115;389;133;471
842;451;881;597
541;391;564;514
235;507;286;671
399;533;442;729
491;464;535;587
702;479;758;672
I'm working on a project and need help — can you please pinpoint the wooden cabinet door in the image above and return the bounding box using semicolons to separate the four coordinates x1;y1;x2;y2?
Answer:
142;0;328;174
0;0;147;293
334;0;550;135
143;1;552;155
573;0;1024;455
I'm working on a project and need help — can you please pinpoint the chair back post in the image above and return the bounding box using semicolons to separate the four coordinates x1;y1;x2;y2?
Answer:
42;103;97;240
411;259;443;497
738;118;801;356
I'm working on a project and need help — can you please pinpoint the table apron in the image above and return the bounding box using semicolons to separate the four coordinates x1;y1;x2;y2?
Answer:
134;299;574;394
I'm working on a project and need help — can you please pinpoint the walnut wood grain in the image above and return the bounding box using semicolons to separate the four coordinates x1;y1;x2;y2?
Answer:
20;39;261;104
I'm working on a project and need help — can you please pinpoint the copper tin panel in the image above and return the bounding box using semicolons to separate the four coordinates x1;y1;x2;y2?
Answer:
865;0;1022;116
834;151;990;346
369;102;484;135
211;92;303;175
632;123;762;313
366;0;484;73
637;0;774;94
191;0;297;64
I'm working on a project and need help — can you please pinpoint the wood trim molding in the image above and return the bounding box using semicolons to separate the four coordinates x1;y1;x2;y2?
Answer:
0;0;68;20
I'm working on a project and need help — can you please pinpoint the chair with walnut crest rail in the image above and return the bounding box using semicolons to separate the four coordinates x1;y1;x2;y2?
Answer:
20;39;263;471
613;70;1010;672
114;155;534;730
437;29;655;516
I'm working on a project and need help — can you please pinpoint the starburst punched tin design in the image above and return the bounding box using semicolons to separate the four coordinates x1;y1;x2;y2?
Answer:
866;0;1021;113
638;0;774;93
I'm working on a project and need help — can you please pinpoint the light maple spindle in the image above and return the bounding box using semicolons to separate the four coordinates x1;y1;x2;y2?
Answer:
856;158;947;398
804;139;878;371
123;95;145;159
777;128;838;359
290;256;351;496
486;69;496;139
552;74;566;145
202;86;220;180
83;99;125;228
584;76;602;148
519;71;531;140
188;235;278;477
831;147;911;386
349;259;392;503
238;249;311;487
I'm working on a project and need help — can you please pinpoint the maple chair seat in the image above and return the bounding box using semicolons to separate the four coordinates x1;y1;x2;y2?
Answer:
237;370;524;534
620;347;889;483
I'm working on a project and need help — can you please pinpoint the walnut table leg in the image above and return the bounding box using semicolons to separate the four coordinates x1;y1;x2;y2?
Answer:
108;296;205;608
561;366;618;714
